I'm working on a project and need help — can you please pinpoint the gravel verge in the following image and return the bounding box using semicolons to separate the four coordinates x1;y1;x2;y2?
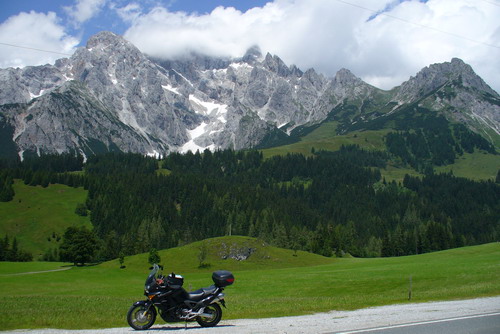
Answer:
9;296;500;334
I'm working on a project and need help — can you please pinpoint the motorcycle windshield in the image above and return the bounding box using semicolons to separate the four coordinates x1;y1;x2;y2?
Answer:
145;264;159;287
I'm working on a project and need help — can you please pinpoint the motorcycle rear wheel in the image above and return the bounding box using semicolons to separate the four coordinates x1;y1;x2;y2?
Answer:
196;303;222;327
127;304;157;330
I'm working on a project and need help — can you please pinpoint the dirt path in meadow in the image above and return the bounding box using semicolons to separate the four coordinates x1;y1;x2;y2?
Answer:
1;267;72;276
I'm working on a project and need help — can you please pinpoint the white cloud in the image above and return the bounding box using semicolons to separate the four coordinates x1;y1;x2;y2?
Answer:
114;3;142;23
123;0;500;93
0;11;79;68
64;0;107;26
357;0;500;91
1;0;498;93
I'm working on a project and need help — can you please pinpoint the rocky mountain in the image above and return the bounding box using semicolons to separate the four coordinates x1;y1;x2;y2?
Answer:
393;58;500;142
0;31;499;160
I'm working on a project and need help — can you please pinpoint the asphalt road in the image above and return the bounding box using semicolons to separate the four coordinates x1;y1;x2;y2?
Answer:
332;312;500;334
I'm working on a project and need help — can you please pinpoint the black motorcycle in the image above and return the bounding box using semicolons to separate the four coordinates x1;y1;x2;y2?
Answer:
127;264;234;330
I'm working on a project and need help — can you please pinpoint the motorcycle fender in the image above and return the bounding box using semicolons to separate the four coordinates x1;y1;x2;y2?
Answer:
210;292;226;307
133;300;153;307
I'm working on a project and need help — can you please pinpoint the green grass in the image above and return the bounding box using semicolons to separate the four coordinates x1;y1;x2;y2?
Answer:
0;261;70;275
380;163;422;183
261;120;499;182
100;236;334;274
0;180;92;259
261;121;389;158
0;238;498;330
261;122;417;183
156;168;171;176
435;151;500;181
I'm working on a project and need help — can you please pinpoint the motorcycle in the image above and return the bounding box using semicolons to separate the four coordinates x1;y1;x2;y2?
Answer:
127;264;234;330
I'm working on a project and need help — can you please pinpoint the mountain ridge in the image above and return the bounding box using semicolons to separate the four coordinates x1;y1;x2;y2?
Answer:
0;31;498;159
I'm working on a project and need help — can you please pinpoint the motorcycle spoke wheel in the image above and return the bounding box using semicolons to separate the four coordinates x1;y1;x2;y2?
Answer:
127;304;156;330
196;303;222;327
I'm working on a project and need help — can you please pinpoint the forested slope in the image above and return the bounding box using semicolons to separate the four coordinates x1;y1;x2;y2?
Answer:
2;148;498;261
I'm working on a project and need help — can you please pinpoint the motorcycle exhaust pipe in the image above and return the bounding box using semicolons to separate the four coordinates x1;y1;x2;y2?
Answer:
197;292;225;308
181;293;226;320
181;308;216;320
211;292;225;304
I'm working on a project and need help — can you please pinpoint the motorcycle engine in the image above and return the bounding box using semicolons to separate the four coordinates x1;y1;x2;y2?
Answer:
159;305;187;322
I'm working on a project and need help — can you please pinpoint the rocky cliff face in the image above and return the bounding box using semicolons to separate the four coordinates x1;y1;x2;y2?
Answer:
0;31;498;159
0;32;340;157
1;32;196;157
393;58;500;140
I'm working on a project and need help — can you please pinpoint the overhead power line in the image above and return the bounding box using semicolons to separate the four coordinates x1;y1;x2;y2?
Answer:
479;0;500;8
333;0;500;50
0;42;73;56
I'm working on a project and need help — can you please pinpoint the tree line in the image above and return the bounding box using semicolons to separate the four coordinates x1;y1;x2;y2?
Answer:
0;235;33;262
385;122;496;170
0;147;499;263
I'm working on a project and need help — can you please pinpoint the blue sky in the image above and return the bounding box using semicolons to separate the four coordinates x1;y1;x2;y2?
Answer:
0;1;271;46
0;0;499;92
0;1;271;20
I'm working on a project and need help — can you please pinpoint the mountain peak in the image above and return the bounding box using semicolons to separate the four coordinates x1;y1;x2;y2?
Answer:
86;31;124;49
83;31;143;60
71;31;146;72
426;57;473;78
450;57;465;65
396;58;498;102
242;45;262;64
262;53;292;77
333;68;362;86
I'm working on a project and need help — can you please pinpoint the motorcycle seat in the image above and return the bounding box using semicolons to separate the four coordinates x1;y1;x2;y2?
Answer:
187;285;217;301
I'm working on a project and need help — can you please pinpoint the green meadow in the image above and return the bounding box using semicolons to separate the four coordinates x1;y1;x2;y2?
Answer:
0;180;91;258
260;120;499;182
0;238;498;330
261;125;390;159
434;150;500;181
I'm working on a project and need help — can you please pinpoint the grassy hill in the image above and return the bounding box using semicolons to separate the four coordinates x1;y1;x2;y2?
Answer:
0;238;499;330
262;124;389;158
261;119;500;182
0;180;91;259
100;236;335;274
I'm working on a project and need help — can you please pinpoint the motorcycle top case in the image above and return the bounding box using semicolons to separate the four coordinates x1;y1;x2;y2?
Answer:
212;270;235;287
167;274;184;288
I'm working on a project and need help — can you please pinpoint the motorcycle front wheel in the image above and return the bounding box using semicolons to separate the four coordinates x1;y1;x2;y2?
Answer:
196;303;222;327
127;304;157;330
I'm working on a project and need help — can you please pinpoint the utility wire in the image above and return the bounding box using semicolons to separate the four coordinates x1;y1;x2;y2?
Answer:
333;0;500;50
0;42;73;56
479;0;500;8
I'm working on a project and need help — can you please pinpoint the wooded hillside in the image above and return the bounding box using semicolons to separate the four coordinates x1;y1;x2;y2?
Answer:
1;148;498;261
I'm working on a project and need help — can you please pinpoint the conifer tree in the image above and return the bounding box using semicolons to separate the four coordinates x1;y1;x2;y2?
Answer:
148;248;161;265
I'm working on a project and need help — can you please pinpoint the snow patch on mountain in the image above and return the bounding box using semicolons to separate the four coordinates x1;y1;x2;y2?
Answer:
29;89;46;100
180;121;216;153
189;95;228;123
162;84;181;95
